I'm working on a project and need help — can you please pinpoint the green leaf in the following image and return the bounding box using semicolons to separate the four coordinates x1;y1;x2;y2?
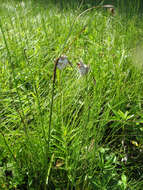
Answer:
121;173;127;189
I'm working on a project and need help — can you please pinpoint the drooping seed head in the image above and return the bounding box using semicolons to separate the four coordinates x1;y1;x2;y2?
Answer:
77;61;89;76
57;55;69;70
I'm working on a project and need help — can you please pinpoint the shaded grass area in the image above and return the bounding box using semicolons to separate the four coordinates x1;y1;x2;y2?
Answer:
0;0;143;189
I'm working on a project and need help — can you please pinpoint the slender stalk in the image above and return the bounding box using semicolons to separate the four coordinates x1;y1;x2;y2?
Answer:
63;24;87;54
44;59;58;189
48;59;58;151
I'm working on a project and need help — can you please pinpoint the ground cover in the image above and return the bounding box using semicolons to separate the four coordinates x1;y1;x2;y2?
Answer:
0;0;143;189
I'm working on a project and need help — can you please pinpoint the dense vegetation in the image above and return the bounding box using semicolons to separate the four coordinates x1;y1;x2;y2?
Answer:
0;0;143;189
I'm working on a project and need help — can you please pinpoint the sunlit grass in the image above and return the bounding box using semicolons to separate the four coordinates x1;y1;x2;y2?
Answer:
0;0;143;189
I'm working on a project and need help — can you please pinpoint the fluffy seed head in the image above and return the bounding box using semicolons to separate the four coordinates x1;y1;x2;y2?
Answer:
77;61;89;76
57;55;69;70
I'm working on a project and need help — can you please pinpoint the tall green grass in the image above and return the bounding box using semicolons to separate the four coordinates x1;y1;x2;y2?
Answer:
0;0;143;189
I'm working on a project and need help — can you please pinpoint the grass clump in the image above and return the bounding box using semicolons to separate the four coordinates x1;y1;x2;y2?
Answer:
0;0;143;189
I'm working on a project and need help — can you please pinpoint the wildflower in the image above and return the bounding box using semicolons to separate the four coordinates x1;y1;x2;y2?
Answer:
56;55;71;70
77;61;90;76
121;155;128;163
131;140;139;147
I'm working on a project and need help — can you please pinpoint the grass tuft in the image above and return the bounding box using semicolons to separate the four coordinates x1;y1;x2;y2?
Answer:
0;0;143;189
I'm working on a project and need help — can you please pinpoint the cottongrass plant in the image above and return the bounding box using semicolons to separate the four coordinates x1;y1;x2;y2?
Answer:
0;0;143;189
77;61;90;76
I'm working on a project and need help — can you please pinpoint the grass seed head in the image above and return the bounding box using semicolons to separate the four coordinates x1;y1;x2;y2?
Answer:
77;61;90;76
57;55;69;70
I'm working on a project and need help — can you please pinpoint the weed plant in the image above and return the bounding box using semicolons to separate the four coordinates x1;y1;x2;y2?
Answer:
0;0;143;189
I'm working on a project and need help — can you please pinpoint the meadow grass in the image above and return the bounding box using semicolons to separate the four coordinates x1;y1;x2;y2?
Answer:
0;0;143;189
